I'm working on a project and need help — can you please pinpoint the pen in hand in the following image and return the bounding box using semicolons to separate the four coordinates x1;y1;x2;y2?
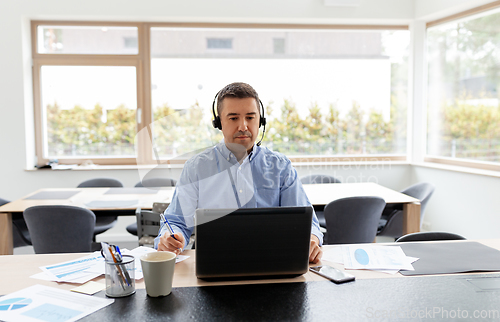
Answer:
160;212;179;242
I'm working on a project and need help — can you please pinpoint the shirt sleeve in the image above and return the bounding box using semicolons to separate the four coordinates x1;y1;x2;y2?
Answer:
154;161;198;250
279;159;324;246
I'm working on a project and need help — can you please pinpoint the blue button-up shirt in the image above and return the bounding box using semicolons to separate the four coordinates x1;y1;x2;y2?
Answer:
154;141;323;249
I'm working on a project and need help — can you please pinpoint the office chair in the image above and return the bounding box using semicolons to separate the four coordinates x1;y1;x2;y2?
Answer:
0;197;8;207
377;182;435;240
77;177;125;238
23;205;95;254
323;196;386;245
396;231;466;243
1;198;31;248
134;202;170;247
77;178;124;188
126;178;176;236
300;174;341;229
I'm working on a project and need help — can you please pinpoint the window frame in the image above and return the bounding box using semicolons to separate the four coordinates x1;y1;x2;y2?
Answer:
32;20;409;166
424;1;500;172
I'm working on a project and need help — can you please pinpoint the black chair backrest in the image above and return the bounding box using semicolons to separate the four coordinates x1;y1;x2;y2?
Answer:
23;205;95;254
324;196;386;244
77;178;124;188
401;183;435;220
396;231;466;243
0;198;8;206
135;178;177;188
300;174;341;184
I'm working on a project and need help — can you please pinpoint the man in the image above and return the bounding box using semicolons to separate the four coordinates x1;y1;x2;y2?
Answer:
155;82;323;263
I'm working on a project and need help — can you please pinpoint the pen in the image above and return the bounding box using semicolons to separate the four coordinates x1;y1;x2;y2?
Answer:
114;246;132;286
161;212;179;241
109;246;128;288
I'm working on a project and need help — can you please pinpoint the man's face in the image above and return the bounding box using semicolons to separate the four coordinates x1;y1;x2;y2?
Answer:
219;97;260;153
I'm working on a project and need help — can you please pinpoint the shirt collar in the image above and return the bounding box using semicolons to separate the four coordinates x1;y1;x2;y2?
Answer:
216;140;260;163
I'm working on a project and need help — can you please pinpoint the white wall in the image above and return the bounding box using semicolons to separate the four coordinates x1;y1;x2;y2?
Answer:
0;0;499;241
412;166;500;239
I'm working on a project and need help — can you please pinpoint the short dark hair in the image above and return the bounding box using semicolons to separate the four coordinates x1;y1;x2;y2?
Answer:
216;82;260;116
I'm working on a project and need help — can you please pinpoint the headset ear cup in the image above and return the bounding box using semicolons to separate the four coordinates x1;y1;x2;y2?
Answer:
212;117;222;130
260;117;266;128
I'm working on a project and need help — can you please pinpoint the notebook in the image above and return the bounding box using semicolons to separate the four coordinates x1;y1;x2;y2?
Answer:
195;206;313;280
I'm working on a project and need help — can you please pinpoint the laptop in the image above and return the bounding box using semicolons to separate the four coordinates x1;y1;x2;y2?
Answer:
195;206;313;280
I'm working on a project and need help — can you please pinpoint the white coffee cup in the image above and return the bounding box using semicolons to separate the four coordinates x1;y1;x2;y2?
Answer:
140;251;176;297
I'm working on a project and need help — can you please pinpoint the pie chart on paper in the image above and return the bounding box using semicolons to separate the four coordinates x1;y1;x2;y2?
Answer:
354;248;370;265
0;298;33;311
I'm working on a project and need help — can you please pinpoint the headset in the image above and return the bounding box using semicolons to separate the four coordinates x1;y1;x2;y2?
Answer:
211;90;267;146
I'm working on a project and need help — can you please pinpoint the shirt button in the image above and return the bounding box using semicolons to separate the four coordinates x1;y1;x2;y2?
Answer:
227;157;230;161
238;167;241;171
239;189;243;193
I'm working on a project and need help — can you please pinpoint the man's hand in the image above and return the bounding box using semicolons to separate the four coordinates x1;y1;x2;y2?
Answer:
309;235;322;264
158;232;185;255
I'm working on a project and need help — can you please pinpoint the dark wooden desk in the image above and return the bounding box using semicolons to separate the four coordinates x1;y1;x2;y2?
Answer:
1;240;500;321
83;273;500;321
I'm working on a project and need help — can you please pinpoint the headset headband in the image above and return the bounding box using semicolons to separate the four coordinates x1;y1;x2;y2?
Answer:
211;90;267;146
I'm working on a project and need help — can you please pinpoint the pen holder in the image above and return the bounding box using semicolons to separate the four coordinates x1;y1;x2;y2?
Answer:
105;254;136;297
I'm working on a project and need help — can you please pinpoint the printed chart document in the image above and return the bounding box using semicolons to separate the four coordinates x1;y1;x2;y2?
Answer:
0;284;113;322
343;245;415;271
37;252;104;284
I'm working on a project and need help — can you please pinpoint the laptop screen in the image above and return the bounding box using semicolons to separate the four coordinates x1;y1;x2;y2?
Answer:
195;206;313;279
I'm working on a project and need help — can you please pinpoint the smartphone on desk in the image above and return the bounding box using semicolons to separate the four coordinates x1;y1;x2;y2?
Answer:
309;265;355;284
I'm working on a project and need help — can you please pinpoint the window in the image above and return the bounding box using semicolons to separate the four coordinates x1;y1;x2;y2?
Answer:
33;22;409;166
426;7;500;170
32;22;141;165
37;25;139;55
151;27;409;160
40;66;137;159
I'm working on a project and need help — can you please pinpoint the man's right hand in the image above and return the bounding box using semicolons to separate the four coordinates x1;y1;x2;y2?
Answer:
158;232;185;255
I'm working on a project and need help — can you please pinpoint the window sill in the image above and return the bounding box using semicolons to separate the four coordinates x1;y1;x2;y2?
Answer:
412;161;500;179
26;159;411;172
25;163;186;171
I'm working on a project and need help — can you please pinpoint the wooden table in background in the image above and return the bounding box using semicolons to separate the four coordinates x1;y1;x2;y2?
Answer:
302;182;421;236
0;187;174;255
0;183;419;255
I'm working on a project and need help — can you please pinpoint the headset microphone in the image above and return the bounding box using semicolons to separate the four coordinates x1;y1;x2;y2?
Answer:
256;124;266;146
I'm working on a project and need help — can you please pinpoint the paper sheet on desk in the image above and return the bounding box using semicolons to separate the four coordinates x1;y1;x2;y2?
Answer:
0;284;113;322
343;245;415;271
37;252;104;283
322;246;417;274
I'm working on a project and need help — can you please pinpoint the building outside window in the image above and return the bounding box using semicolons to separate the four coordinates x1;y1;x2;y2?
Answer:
207;38;233;49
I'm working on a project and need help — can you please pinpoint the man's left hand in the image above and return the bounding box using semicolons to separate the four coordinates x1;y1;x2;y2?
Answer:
309;235;322;264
